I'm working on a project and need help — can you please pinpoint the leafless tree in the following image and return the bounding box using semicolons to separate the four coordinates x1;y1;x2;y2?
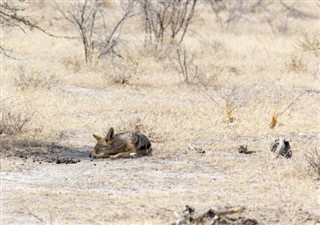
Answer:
138;0;198;47
56;0;134;64
176;46;189;83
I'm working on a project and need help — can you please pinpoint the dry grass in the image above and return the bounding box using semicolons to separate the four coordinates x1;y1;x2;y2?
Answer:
305;149;320;178
0;105;33;135
1;1;320;224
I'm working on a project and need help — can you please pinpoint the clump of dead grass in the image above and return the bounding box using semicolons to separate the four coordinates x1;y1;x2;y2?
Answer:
118;116;164;143
305;149;320;178
199;86;249;124
106;58;137;85
223;105;236;124
14;65;60;91
269;91;306;129
296;34;320;56
287;54;307;72
0;104;33;135
61;55;83;73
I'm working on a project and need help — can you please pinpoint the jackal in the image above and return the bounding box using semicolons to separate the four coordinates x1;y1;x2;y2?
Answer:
90;127;152;159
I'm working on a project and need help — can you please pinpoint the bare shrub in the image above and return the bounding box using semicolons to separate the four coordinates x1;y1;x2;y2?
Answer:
136;0;201;85
138;0;198;46
265;13;291;34
13;66;59;91
176;46;190;83
0;105;33;135
305;149;320;178
208;0;313;33
104;57;138;85
200;86;248;124
56;0;134;64
269;91;306;129
209;0;263;30
261;1;314;34
173;46;205;84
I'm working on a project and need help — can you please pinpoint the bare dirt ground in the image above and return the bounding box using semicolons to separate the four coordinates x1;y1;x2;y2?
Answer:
1;85;320;225
1;1;320;224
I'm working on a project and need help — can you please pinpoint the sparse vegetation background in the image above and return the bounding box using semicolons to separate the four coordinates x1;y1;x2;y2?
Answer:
1;0;320;224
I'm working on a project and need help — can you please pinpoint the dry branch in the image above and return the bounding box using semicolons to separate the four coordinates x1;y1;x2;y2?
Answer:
270;91;307;129
56;0;133;63
0;1;76;58
138;0;198;46
199;87;222;110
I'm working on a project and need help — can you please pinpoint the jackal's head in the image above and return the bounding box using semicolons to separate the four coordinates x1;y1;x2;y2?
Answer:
90;127;117;158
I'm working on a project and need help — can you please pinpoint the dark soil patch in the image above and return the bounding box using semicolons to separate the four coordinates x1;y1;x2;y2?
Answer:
1;137;90;164
29;156;81;164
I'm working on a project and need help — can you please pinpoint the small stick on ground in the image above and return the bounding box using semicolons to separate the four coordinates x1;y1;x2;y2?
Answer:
24;207;43;222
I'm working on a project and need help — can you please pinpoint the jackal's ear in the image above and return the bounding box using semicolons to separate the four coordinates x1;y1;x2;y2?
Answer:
93;134;103;141
106;127;114;140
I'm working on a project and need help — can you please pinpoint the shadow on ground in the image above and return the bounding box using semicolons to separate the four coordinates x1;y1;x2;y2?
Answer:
0;136;90;164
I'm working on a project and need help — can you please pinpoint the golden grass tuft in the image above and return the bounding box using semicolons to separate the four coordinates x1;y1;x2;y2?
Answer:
224;106;236;124
269;111;279;129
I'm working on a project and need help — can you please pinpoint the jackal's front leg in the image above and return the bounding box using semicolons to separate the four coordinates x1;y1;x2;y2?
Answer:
110;151;136;159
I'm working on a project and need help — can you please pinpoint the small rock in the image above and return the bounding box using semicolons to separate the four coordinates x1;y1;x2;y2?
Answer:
238;145;248;154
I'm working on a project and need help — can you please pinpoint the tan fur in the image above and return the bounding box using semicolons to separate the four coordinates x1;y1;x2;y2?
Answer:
90;127;152;159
